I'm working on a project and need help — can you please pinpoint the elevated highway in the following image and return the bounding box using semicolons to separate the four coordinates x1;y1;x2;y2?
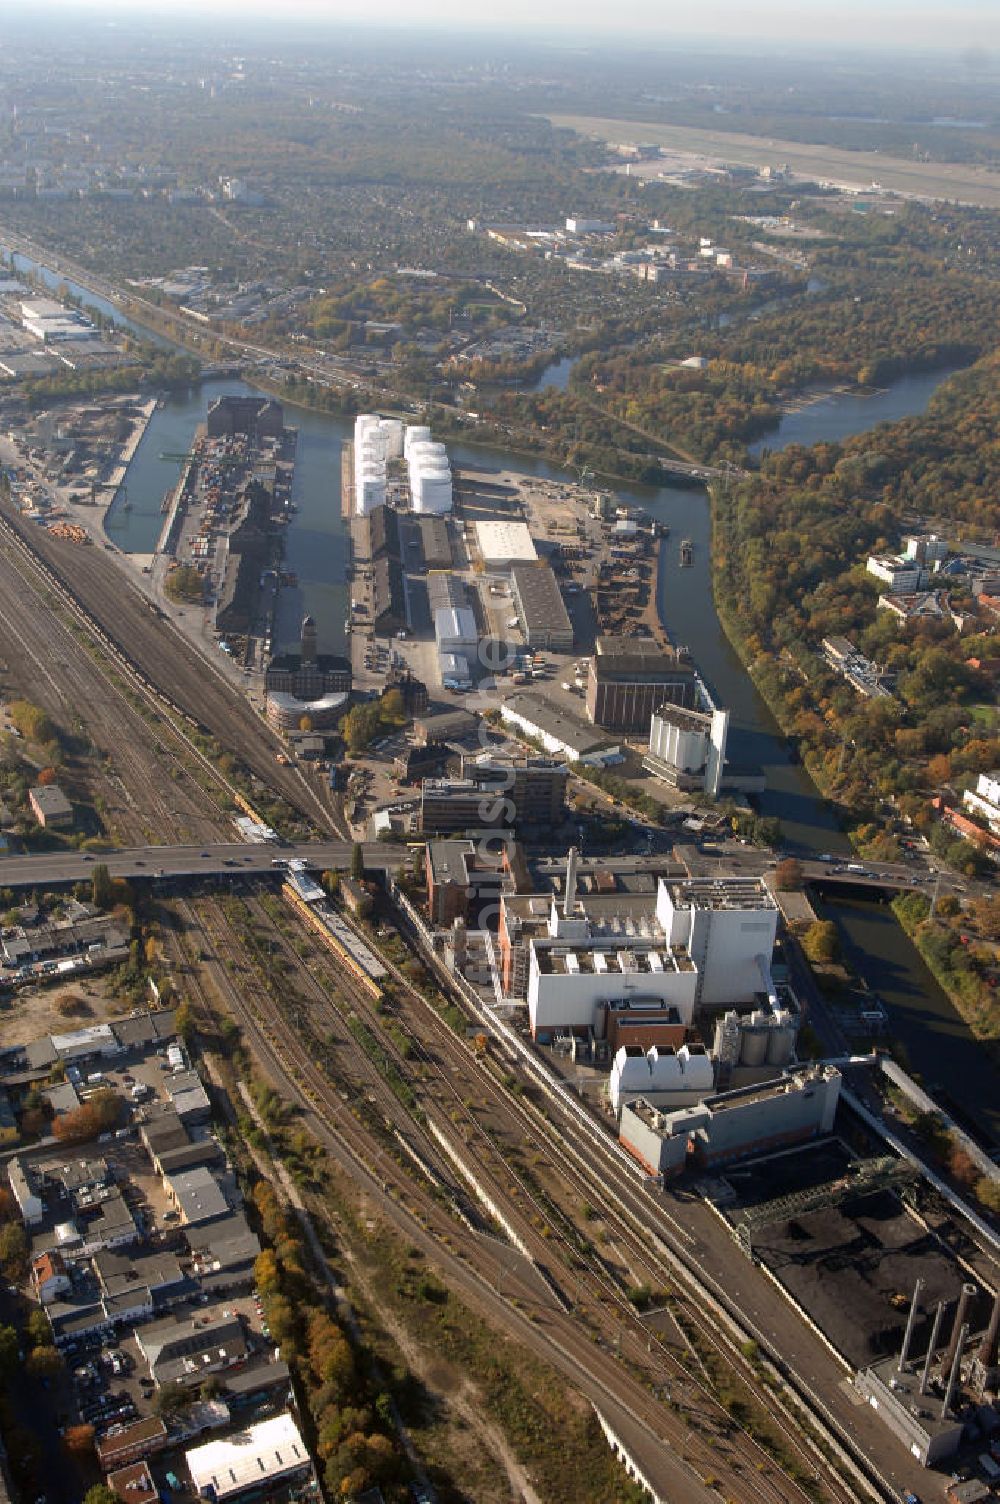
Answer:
0;842;405;890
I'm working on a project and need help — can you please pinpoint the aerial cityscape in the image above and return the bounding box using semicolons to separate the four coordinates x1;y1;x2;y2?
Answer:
0;7;998;1504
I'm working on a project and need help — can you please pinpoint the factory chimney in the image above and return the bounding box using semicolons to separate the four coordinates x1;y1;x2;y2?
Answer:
941;1324;968;1418
978;1291;1000;1369
897;1279;924;1373
941;1283;977;1376
300;614;318;668
563;846;580;918
920;1302;946;1395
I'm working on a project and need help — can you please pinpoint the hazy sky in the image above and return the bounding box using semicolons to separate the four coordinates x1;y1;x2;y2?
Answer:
40;0;1000;52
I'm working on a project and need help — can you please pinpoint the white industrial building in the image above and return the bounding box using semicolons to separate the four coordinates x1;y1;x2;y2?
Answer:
185;1413;313;1501
609;1043;715;1114
500;691;620;767
474;519;538;571
646;702;729;798
405;422;453;515
525;850;698;1040
352;413;403;516
20;298;96;343
655;877;778;1010
619;1065;842;1177
435;606;478;653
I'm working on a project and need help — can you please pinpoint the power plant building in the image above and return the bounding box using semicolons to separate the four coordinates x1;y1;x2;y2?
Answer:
655;877;778;1010
619;1065;841;1177
609;1043;715;1114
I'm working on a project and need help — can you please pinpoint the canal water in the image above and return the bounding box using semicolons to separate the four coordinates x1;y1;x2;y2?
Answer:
9;251;996;1144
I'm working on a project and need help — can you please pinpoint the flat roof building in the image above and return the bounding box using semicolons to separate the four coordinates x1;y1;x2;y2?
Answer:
185;1413;313;1502
619;1065;841;1177
586;637;696;732
656;877;778;1010
475;519;538;571
164;1167;229;1227
28;785;73;828
510;564;573;651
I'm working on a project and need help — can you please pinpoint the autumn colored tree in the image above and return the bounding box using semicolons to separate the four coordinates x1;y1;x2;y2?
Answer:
63;1425;96;1460
773;857;803;892
801;921;840;966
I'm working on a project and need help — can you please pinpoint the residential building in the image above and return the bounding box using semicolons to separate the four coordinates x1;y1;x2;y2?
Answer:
31;1251;71;1304
821;636;894;699
962;771;1000;835
866;554;925;594
8;1157;43;1225
509;564;573;651
95;1419;169;1473
586;637;696;731
28;785;73;828
106;1461;158;1504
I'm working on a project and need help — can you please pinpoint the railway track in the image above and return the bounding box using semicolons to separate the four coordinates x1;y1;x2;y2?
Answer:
0;533;228;844
0;502;336;833
181;886;849;1504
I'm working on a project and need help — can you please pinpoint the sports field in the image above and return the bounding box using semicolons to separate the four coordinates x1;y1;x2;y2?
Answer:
549;114;1000;209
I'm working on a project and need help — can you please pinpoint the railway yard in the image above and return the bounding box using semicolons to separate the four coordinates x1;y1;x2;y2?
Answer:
1;435;998;1504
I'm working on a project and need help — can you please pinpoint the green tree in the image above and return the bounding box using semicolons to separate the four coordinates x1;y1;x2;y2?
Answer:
350;842;365;880
26;1345;63;1379
0;1325;18;1383
84;1487;120;1504
0;1222;28;1281
801;921;840;966
25;1309;51;1351
91;863;114;910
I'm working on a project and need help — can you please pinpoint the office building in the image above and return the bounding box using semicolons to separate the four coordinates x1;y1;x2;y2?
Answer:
264;615;351;731
586;637;696;731
962;771;1000;835
866;554;925;594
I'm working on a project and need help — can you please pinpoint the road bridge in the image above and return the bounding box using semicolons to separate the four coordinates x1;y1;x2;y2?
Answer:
0;842;406;890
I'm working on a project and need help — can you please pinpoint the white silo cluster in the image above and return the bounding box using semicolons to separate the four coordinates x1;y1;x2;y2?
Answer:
404;424;453;515
353;414;404;516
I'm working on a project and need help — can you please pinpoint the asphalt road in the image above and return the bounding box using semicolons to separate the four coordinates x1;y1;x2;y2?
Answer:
0;841;406;889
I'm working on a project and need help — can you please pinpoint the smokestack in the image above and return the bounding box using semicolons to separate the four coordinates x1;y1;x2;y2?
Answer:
978;1291;1000;1369
898;1279;924;1373
941;1324;968;1418
941;1283;977;1376
563;846;579;918
920;1302;946;1395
